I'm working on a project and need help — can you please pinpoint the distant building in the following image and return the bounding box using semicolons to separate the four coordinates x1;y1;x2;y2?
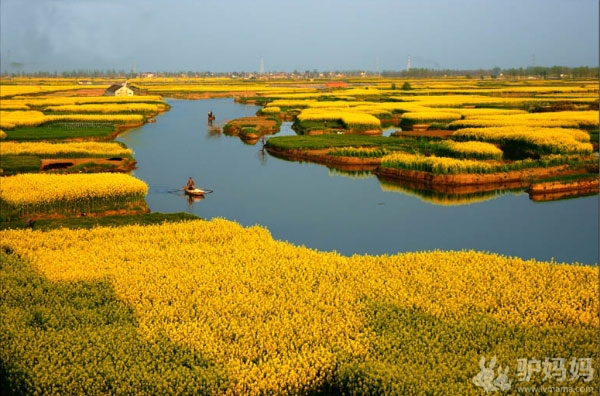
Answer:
105;81;134;96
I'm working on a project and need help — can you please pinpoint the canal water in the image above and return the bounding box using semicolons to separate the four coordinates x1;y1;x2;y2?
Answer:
117;98;599;265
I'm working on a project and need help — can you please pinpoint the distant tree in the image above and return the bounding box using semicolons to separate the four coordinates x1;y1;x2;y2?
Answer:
401;81;412;90
572;66;598;78
491;66;501;79
507;68;519;79
550;65;565;78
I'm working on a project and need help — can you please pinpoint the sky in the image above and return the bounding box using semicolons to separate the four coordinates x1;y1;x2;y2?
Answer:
1;0;598;73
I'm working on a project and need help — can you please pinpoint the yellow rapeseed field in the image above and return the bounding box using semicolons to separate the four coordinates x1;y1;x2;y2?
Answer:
266;99;317;109
44;103;163;114
5;95;165;107
142;84;301;94
453;126;593;154
394;94;571;108
0;101;30;111
450;110;599;129
400;111;463;124
0;85;92;97
0;110;144;129
0;173;147;210
0;219;596;394
0;110;46;129
258;106;281;114
436;108;529;117
381;152;497;174
297;108;381;130
450;118;582;129
44;113;145;124
0;141;133;157
442;140;503;159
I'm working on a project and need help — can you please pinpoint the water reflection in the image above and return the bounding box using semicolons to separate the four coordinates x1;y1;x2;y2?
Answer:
377;178;520;206
327;168;373;179
186;194;204;210
207;125;222;139
166;188;209;211
257;137;268;166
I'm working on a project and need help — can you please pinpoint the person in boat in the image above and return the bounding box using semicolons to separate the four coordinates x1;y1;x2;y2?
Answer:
208;111;214;120
186;177;196;190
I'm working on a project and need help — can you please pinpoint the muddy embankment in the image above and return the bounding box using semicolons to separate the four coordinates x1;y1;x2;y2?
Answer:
19;204;150;221
528;178;599;201
40;157;137;173
265;146;381;171
374;165;597;196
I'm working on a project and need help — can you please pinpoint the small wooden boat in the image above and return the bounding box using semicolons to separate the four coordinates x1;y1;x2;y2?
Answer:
184;187;205;197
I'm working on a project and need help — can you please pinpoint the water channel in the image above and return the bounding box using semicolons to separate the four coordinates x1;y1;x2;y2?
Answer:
117;98;599;265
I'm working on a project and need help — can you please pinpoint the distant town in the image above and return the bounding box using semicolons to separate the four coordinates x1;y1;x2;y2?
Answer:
1;65;597;80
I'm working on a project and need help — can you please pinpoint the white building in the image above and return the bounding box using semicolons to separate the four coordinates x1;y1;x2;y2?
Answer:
105;81;134;96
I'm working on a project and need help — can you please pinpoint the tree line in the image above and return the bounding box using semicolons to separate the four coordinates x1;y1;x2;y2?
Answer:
381;66;598;79
1;66;597;79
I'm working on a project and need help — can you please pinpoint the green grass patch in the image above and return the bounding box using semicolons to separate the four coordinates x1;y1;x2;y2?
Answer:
266;134;455;159
5;124;115;141
0;199;149;222
0;155;41;174
530;172;599;184
267;134;409;151
237;96;270;105
239;127;258;136
329;147;390;158
0;212;200;231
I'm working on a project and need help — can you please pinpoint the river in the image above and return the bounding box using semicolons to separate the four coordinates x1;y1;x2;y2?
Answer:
117;98;599;265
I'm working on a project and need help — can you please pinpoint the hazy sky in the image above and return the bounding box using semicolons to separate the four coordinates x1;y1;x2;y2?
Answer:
1;0;598;73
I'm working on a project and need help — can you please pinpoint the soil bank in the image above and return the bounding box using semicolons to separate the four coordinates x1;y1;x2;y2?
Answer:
266;146;380;171
374;165;593;194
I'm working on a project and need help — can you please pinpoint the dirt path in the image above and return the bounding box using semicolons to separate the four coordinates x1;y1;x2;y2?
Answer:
40;157;136;172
